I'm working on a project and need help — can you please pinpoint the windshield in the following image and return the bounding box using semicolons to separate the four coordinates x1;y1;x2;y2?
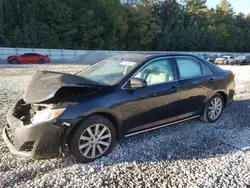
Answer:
77;56;140;85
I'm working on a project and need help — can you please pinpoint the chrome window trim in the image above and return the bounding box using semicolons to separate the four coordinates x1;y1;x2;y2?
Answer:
142;80;177;87
121;55;214;89
178;74;210;81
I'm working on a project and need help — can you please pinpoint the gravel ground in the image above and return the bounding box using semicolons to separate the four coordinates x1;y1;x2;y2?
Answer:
1;64;250;187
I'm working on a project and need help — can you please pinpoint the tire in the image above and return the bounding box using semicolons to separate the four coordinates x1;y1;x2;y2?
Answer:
68;115;116;163
200;93;224;123
11;59;19;64
38;59;45;64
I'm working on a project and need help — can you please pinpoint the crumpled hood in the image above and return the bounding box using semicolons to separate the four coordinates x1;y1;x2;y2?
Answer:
24;71;101;103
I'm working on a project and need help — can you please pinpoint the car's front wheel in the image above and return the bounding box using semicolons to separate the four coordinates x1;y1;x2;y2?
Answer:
201;93;224;123
68;115;116;163
11;59;19;64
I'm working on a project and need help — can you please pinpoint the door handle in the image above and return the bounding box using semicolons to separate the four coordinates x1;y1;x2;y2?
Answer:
169;86;177;93
208;79;214;83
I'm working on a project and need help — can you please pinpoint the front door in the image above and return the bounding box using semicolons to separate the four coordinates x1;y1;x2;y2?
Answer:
21;54;33;63
121;58;181;135
27;53;37;63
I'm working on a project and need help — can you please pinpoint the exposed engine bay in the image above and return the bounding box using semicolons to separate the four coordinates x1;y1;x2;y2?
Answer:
13;99;54;125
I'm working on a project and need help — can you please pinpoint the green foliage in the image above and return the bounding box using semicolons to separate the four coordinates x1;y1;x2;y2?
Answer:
247;12;250;19
219;0;233;14
0;0;250;52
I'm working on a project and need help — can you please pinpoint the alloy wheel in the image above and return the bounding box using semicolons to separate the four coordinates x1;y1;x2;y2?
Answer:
12;60;18;64
208;97;223;120
78;124;111;159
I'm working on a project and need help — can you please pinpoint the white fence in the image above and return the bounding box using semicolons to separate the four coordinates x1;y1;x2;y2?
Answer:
0;47;249;60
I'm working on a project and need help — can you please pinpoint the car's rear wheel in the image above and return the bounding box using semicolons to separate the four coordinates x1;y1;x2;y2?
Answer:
38;59;45;64
68;115;116;163
11;59;19;64
200;93;224;123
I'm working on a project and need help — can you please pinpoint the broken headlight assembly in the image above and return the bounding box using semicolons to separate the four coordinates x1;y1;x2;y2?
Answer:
31;108;65;124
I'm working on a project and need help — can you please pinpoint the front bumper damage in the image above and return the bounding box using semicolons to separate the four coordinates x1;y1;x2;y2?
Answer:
2;102;66;159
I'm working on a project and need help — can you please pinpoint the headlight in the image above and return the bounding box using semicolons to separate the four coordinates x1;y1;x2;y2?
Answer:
31;108;65;124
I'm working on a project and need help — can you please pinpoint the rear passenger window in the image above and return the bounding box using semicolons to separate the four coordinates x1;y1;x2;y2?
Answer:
176;58;202;78
201;64;213;75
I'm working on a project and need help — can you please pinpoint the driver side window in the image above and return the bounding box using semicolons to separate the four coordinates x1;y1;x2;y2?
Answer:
134;58;175;86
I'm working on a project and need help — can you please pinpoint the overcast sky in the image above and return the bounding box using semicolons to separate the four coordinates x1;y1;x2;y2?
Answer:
207;0;250;15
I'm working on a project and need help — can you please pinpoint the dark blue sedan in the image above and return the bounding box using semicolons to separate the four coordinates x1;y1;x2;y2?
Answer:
3;53;235;162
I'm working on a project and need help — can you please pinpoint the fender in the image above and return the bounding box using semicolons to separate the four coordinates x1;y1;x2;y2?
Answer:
82;108;123;138
205;89;227;105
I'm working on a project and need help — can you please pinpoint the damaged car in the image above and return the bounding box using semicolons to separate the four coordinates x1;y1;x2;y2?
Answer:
3;53;235;162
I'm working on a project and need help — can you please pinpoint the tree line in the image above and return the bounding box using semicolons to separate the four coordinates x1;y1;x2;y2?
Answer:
0;0;250;52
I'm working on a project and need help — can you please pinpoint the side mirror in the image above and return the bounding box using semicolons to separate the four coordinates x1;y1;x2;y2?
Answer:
129;78;147;89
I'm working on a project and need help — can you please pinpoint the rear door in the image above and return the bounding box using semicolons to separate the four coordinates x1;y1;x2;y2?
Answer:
174;56;214;119
121;57;181;135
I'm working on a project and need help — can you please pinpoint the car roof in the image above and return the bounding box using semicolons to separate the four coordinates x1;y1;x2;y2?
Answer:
110;53;204;63
148;53;205;59
23;53;40;55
